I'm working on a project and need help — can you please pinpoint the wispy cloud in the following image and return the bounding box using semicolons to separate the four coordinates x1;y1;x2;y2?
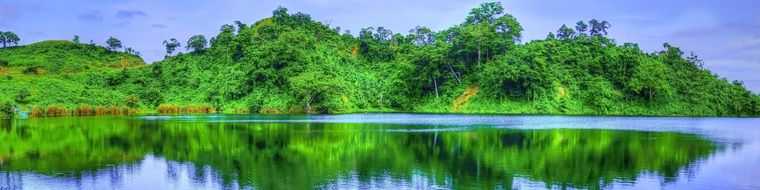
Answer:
78;11;103;22
151;23;167;28
116;10;147;19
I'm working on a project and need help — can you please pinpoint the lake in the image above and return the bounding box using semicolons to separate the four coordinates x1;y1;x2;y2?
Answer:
0;114;759;189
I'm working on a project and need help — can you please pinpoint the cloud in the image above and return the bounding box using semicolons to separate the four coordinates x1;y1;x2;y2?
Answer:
116;10;147;19
78;11;104;22
151;24;167;28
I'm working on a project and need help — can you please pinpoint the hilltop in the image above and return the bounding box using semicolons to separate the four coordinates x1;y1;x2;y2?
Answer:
0;40;144;74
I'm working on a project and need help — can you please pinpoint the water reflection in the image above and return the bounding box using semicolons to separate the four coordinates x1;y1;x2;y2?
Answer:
0;115;744;189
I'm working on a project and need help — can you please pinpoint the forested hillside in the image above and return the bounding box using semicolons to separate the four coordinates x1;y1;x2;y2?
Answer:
1;2;759;117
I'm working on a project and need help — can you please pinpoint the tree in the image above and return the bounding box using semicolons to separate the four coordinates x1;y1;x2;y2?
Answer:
453;2;522;69
589;19;611;36
186;35;208;53
626;56;672;100
72;35;80;44
546;32;556;40
410;26;435;46
106;37;123;51
289;70;349;113
163;38;181;55
213;24;235;46
556;24;575;40
234;20;247;34
575;21;588;36
125;47;140;56
1;31;20;48
465;2;505;24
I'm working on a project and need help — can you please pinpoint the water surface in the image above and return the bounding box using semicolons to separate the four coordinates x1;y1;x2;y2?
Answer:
1;114;759;189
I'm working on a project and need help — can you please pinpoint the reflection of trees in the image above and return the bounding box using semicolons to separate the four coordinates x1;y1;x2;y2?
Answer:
0;117;720;189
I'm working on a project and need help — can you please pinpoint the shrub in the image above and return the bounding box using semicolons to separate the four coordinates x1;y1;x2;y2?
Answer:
0;102;14;119
158;104;181;114
124;95;141;108
108;105;121;115
15;89;31;103
22;66;39;74
30;106;43;117
96;106;107;115
139;88;163;107
46;105;68;116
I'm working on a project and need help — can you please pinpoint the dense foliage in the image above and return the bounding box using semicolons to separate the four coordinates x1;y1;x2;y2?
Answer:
1;2;759;116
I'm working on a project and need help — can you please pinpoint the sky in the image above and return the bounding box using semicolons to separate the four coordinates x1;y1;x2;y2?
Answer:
1;0;759;92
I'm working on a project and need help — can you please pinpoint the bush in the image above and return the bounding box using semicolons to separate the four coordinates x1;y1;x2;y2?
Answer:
124;95;141;108
22;66;39;74
0;102;14;119
0;59;8;67
15;89;31;103
140;88;163;107
46;105;68;116
30;106;43;117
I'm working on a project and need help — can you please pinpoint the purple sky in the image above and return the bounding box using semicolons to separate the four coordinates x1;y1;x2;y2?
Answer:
1;0;759;92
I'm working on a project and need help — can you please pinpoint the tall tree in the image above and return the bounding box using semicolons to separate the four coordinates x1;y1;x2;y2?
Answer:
233;20;247;34
464;2;505;24
453;2;522;68
163;38;181;56
106;37;123;51
186;35;208;53
410;26;435;46
556;24;575;40
575;21;588;36
589;19;611;36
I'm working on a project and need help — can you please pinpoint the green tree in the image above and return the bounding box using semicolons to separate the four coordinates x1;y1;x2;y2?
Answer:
575;21;588;36
626;56;672;100
163;38;181;55
72;35;80;44
233;20;247;34
1;31;20;48
589;19;611;36
556;24;575;39
106;37;123;51
186;35;208;53
289;70;349;113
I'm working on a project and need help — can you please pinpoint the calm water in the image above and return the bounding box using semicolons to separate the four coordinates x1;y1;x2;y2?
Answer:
0;114;759;190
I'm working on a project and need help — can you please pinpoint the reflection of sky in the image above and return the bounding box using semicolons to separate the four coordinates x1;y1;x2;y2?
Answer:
1;0;759;92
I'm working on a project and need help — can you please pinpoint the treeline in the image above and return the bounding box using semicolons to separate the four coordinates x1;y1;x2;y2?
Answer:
1;2;759;117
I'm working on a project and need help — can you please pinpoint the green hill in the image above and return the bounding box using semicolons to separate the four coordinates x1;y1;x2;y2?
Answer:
138;5;759;116
2;3;759;117
0;40;144;74
0;40;147;117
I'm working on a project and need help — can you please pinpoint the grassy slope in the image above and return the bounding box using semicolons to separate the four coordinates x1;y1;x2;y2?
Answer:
0;40;147;112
